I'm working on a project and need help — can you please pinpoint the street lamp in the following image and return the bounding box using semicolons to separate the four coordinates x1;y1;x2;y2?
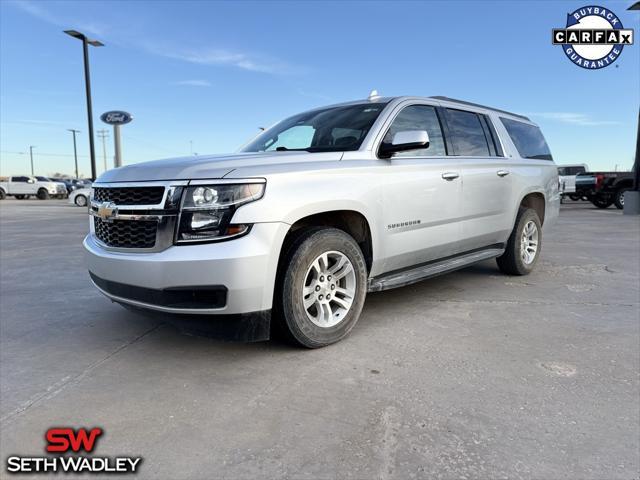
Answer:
68;129;80;178
29;146;35;175
625;1;640;214
64;29;103;181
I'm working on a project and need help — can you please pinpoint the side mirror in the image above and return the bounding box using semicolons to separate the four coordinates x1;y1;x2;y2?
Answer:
27;179;35;184
379;130;430;158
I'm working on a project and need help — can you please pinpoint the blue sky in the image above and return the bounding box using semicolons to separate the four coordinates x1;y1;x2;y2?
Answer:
1;0;638;177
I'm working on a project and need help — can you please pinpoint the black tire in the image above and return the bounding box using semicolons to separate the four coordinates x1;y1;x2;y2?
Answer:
37;189;49;200
591;196;612;209
0;189;6;200
496;207;542;276
275;227;368;348
614;187;630;210
74;194;88;207
569;194;581;201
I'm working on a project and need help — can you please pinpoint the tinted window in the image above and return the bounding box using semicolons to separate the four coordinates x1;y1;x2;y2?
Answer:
382;105;446;157
35;176;49;181
11;176;29;182
445;109;491;156
241;103;387;153
501;117;553;160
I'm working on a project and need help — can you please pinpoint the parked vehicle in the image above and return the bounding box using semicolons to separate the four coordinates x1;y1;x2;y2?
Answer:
558;164;587;200
35;176;68;198
53;178;92;194
0;175;64;200
85;95;559;347
575;171;636;209
69;187;91;207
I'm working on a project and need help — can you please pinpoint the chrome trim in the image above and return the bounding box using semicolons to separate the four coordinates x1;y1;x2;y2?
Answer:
90;278;226;315
91;180;186;210
188;178;266;186
93;180;190;187
89;210;172;222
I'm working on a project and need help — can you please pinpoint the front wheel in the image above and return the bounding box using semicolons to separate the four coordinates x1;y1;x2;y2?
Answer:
497;207;542;276
276;228;368;348
37;189;50;200
614;188;630;210
591;196;612;209
74;194;88;207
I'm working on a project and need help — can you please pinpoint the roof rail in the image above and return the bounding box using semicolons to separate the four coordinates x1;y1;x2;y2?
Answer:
430;96;530;121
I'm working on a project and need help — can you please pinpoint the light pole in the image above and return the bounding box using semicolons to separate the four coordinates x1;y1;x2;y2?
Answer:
68;129;80;178
624;1;640;214
29;146;35;175
64;29;103;181
97;129;109;172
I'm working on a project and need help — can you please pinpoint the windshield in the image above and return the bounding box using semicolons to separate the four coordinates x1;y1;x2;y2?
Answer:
240;103;388;153
35;176;49;181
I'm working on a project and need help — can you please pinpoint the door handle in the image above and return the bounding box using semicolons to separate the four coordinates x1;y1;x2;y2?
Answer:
441;172;459;181
497;170;510;177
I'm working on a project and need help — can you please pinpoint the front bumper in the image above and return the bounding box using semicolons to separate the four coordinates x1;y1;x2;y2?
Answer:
84;222;289;315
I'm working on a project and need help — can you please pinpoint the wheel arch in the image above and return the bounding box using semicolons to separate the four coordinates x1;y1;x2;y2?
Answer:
282;209;375;273
518;191;546;225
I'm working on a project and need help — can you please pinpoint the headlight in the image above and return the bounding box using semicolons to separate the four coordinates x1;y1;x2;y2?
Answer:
176;182;265;243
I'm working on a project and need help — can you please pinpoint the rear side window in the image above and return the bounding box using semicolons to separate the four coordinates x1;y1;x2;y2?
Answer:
383;105;446;156
500;117;553;160
444;109;491;156
11;176;28;182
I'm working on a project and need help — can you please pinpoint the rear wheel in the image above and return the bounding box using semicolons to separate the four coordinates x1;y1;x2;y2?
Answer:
37;189;49;200
276;228;367;348
497;207;542;276
591;196;612;209
0;189;5;200
614;187;630;210
569;194;581;201
74;194;88;207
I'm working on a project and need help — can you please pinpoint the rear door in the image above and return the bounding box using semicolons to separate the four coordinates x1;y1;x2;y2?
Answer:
443;108;515;251
379;103;463;272
10;176;31;194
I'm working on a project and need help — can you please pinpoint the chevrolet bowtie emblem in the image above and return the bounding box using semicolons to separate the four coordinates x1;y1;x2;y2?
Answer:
97;201;118;222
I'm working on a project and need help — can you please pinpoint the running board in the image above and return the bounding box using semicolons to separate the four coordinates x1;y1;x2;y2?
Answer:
367;247;505;292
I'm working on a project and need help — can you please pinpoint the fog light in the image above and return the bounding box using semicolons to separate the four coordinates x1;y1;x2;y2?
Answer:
190;211;220;230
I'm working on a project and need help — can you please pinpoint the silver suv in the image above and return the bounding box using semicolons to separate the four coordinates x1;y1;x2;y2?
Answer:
85;95;559;347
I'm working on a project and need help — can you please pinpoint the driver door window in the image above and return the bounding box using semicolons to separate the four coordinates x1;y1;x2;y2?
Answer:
383;105;446;157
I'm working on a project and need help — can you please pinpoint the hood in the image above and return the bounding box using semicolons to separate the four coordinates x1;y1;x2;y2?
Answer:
95;151;344;183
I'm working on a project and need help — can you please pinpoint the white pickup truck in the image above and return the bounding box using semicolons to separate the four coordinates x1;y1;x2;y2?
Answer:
0;175;67;200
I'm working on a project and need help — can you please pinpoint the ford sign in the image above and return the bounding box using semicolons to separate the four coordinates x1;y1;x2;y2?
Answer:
100;111;133;125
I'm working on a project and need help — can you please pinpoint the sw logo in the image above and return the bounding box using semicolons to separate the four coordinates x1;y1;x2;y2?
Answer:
46;427;103;453
552;5;634;69
5;427;142;475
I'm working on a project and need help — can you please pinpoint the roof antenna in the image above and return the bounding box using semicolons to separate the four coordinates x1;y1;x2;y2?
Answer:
368;89;380;100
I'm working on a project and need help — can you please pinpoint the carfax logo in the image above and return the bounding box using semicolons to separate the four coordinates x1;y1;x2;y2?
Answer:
6;427;142;474
553;5;634;69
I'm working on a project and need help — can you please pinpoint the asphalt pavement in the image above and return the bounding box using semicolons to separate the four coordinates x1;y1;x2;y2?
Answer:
1;199;638;479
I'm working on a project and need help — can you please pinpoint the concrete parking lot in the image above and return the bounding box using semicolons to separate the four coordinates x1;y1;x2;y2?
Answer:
1;199;638;479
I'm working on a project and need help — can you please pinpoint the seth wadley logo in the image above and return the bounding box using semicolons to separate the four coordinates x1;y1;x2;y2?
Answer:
552;5;634;69
5;427;142;474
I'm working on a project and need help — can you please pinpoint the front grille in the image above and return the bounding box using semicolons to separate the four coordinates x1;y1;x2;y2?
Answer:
93;186;165;205
94;218;157;248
